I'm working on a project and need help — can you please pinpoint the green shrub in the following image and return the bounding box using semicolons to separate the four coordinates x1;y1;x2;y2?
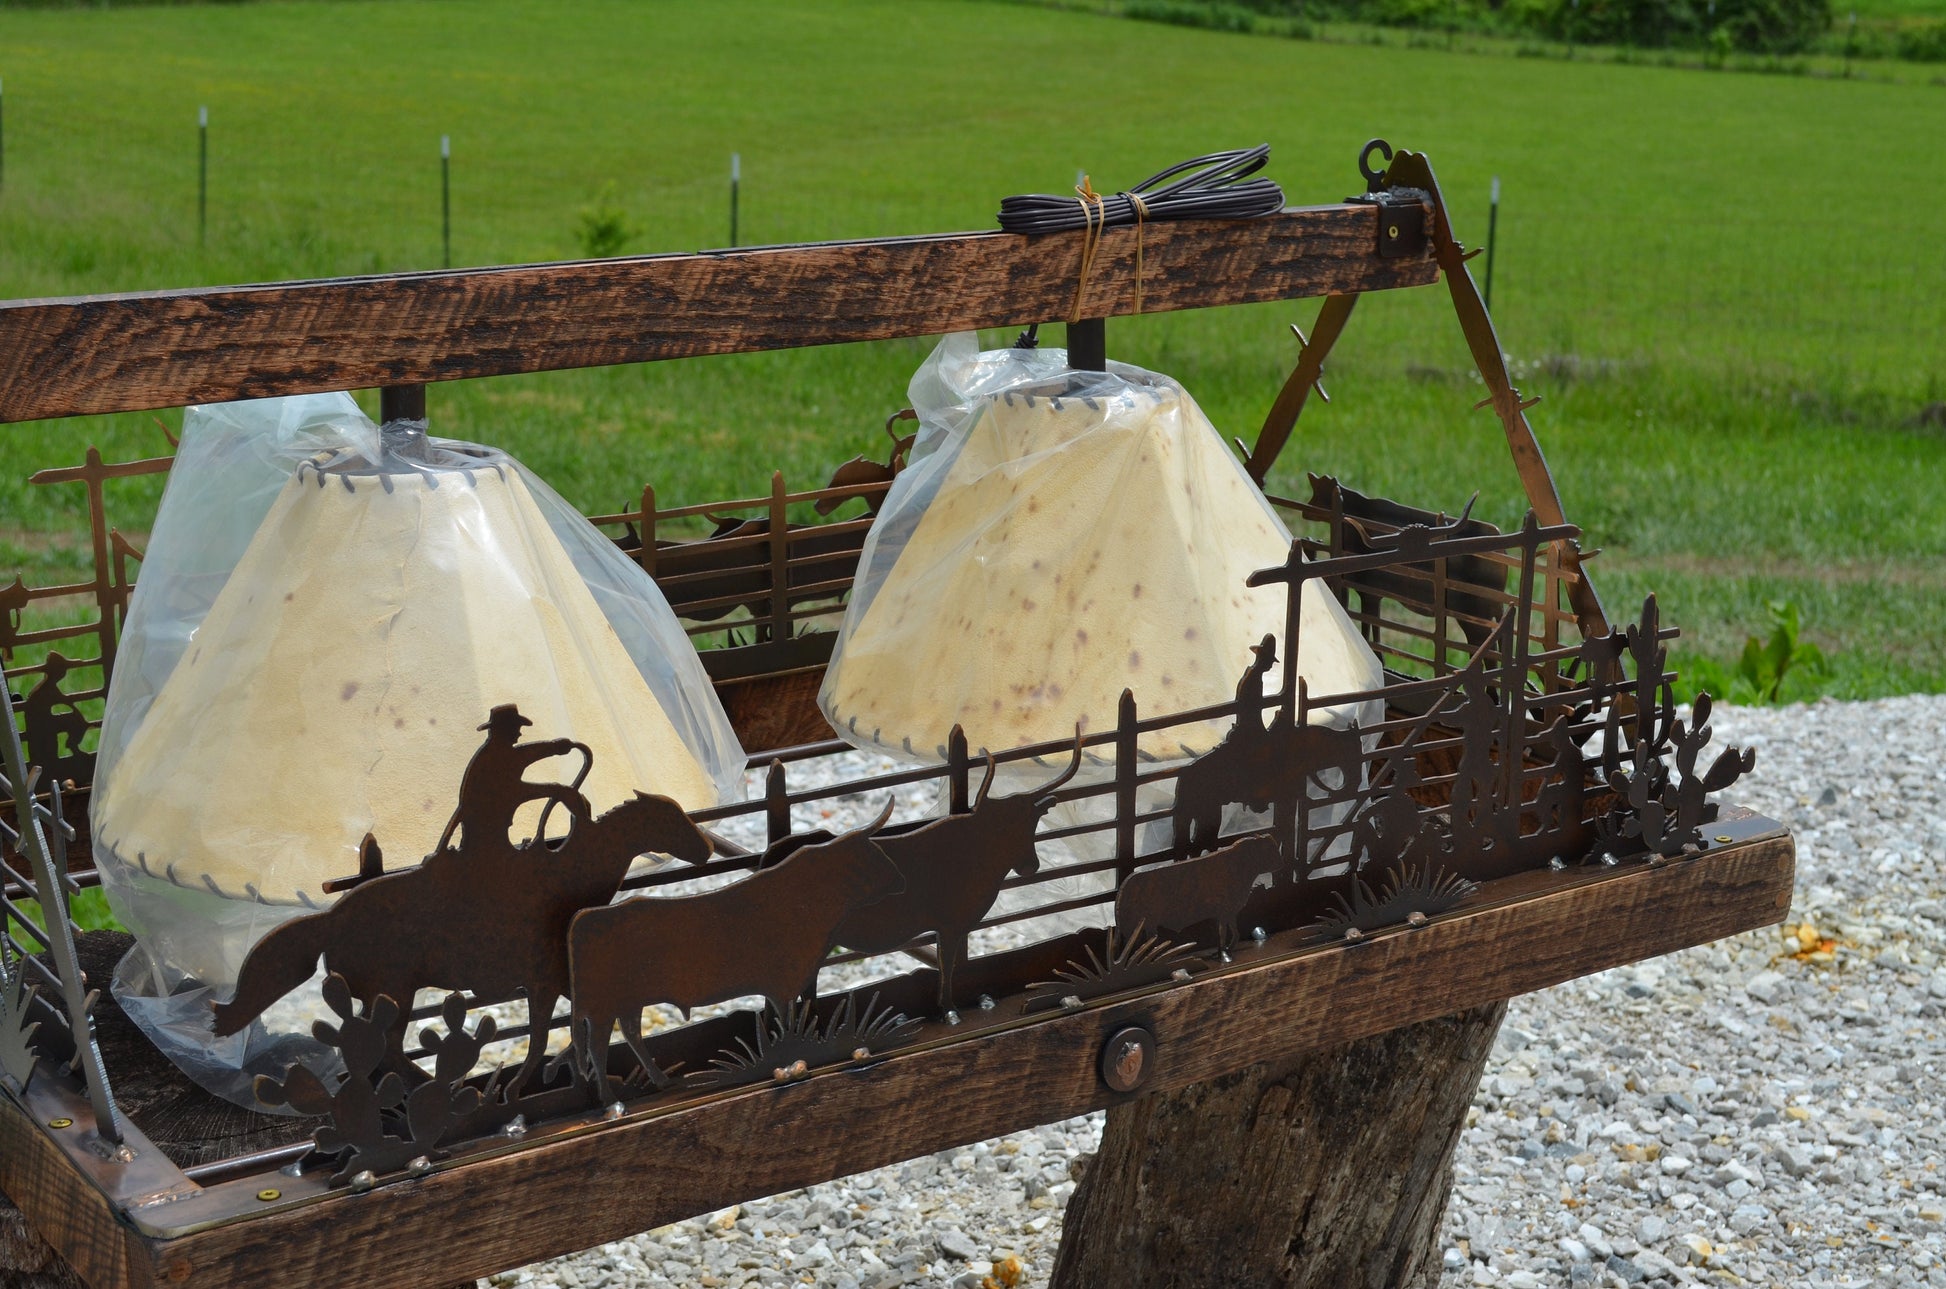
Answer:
575;183;637;259
1123;0;1260;31
1896;21;1946;61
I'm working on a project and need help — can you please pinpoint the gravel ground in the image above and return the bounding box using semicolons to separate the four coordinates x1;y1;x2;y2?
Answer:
496;695;1946;1289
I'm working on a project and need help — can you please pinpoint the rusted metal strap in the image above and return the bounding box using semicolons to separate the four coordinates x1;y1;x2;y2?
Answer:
1384;150;1610;643
1245;292;1357;486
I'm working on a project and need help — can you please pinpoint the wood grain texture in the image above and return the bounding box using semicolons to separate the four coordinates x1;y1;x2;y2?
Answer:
75;933;316;1170
0;1191;88;1288
0;206;1436;424
84;834;1790;1289
0;1096;150;1289
713;668;835;755
1053;1001;1506;1289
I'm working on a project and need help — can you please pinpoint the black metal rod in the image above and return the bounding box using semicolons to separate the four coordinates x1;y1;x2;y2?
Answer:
441;135;451;270
380;384;426;424
1067;318;1105;372
729;152;740;248
1484;176;1500;313
197;105;207;248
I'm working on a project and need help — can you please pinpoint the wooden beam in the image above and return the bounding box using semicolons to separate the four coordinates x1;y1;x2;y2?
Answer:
41;829;1789;1289
0;205;1436;425
0;1087;155;1289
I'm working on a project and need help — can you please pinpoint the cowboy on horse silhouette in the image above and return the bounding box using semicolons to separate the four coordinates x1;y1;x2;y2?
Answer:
436;704;594;855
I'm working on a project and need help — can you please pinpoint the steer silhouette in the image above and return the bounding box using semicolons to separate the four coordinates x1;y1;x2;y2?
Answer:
1117;834;1281;961
790;736;1083;1020
567;801;899;1088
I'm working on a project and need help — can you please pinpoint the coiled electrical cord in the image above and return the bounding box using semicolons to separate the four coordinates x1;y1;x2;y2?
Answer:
996;145;1284;234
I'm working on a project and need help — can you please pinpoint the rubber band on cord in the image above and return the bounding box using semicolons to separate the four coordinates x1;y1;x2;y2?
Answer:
1068;175;1107;324
1125;190;1150;315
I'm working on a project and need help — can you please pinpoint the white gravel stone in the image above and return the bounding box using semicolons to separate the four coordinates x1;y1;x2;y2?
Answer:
496;695;1946;1288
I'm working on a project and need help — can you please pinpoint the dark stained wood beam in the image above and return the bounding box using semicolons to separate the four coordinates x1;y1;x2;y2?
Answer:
0;205;1436;425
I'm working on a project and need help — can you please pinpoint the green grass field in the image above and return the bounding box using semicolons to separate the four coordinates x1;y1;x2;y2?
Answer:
1;0;1942;700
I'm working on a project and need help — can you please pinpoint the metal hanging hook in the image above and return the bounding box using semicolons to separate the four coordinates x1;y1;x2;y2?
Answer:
1359;139;1394;192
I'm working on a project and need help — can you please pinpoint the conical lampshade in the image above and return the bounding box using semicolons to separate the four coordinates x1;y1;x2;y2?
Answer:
96;454;720;915
821;363;1381;761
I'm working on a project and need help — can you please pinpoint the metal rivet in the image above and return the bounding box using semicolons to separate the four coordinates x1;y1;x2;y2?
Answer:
1715;835;1732;843
47;1118;72;1130
1407;911;1429;928
1388;224;1401;239
256;1188;281;1202
348;1170;377;1193
1343;926;1365;943
1100;1025;1156;1094
407;1156;433;1178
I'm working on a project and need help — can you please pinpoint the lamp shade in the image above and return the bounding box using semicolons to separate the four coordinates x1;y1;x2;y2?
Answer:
821;335;1381;762
97;457;719;914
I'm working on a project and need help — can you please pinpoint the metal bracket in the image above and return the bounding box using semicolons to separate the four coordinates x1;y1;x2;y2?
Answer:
1375;195;1429;259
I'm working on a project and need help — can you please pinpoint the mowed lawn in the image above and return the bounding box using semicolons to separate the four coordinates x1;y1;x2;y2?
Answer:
0;0;1941;697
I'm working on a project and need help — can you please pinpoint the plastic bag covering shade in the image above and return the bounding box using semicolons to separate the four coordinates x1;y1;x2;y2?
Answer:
820;333;1384;764
92;393;744;1106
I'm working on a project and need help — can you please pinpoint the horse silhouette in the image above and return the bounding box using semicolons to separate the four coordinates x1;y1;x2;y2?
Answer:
1306;474;1506;657
625;425;913;624
213;790;710;1089
1172;637;1368;866
567;801;900;1088
1173;636;1278;856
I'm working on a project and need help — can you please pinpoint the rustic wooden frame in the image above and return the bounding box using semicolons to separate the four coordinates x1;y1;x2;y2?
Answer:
0;152;1795;1289
2;822;1790;1289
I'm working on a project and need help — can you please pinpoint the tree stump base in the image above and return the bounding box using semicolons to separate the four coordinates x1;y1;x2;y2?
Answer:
1053;1000;1507;1289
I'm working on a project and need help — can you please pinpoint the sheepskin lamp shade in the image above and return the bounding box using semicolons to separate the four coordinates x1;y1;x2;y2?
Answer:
820;364;1383;763
94;451;721;923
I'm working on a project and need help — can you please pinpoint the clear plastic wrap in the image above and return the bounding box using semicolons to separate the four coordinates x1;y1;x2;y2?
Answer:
94;394;745;1106
820;334;1385;926
822;332;1382;759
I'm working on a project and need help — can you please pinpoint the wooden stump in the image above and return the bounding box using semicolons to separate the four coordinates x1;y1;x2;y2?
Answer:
1052;1000;1507;1289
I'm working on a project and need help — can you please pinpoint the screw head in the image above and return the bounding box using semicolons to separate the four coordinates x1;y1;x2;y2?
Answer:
348;1170;377;1193
47;1118;72;1130
1100;1025;1157;1093
1715;835;1733;843
256;1188;281;1202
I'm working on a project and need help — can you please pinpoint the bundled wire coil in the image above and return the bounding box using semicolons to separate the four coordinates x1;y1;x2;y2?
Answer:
997;145;1284;234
